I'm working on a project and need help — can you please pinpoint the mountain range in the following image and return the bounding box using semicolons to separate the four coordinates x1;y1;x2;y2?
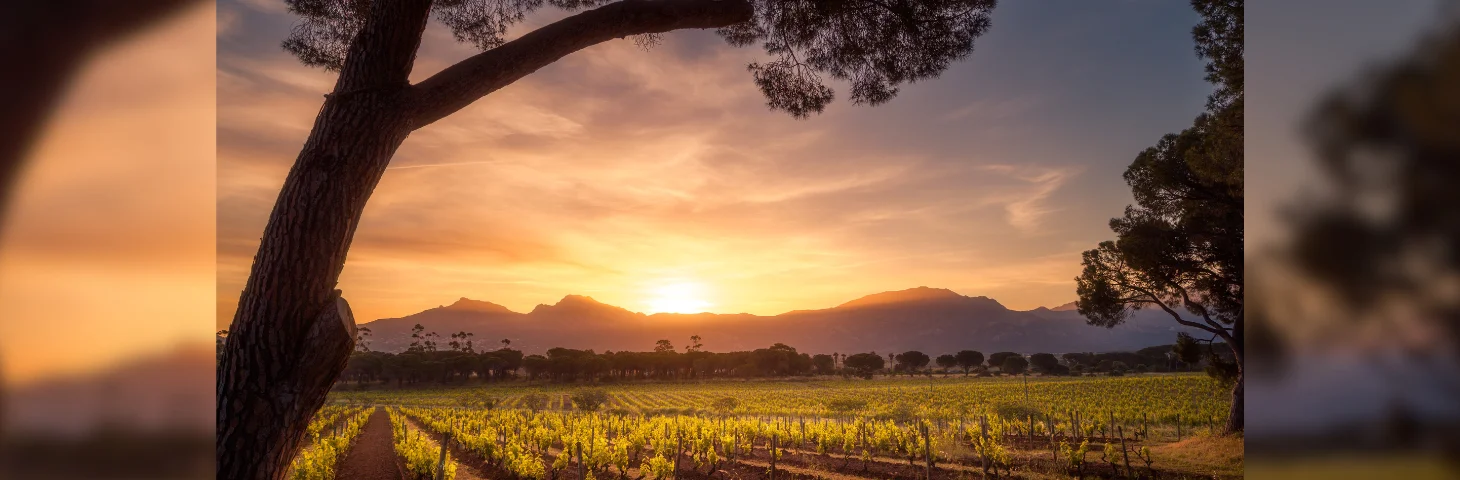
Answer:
358;287;1200;355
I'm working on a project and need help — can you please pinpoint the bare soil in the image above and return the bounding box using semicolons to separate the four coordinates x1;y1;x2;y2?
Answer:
337;408;403;480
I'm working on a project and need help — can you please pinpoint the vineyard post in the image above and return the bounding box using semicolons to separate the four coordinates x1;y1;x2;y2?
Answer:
435;430;451;480
1118;426;1131;478
770;433;778;480
576;441;583;480
923;423;933;480
1176;414;1181;442
1108;411;1114;441
1142;413;1148;441
1046;411;1053;443
1067;411;1073;440
674;431;683;480
1028;414;1034;443
979;415;989;477
1045;411;1054;464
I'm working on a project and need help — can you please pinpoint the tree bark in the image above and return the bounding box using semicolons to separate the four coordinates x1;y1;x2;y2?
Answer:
216;0;433;477
214;89;415;478
1225;370;1243;435
1224;319;1244;435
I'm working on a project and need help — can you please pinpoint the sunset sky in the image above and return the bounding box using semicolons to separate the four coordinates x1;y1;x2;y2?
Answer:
216;0;1212;327
0;3;215;383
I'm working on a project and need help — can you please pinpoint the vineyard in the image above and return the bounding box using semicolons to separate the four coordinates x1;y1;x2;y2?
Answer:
333;374;1230;436
297;373;1240;479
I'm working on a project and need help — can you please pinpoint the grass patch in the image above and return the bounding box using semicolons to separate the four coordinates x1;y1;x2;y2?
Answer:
1150;434;1244;479
1246;453;1458;480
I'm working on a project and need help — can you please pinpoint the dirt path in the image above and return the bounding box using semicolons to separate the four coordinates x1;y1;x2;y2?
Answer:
337;408;402;480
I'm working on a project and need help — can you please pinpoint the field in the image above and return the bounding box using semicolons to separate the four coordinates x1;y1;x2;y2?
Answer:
301;373;1239;479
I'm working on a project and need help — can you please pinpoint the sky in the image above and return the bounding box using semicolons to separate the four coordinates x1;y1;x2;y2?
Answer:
0;3;216;383
216;0;1213;327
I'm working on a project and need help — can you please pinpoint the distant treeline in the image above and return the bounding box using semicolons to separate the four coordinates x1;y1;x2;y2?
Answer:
304;326;1219;387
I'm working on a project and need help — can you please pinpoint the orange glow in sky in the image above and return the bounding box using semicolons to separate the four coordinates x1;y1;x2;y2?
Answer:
645;280;713;314
0;3;216;384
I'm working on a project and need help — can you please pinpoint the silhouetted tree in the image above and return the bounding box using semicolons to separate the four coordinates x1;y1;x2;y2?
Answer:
354;326;372;352
1288;0;1460;415
522;355;550;380
843;352;885;379
407;324;426;353
654;339;675;353
1000;355;1028;375
935;354;957;375
687;334;703;353
449;331;474;353
1028;353;1059;374
954;350;984;375
1073;0;1243;434
988;352;1019;372
812;354;835;375
895;351;930;376
218;1;1002;474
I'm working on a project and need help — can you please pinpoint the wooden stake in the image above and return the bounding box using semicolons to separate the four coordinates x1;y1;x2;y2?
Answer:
980;415;989;477
435;430;451;480
673;434;682;479
770;433;778;480
1118;426;1131;478
923;423;934;480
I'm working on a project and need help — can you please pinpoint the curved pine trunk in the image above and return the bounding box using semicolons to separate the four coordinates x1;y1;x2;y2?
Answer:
1224;371;1244;434
1224;328;1244;435
215;91;414;478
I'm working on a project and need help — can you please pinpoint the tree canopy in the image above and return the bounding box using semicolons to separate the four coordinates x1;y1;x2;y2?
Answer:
987;351;1019;371
999;355;1027;375
281;0;998;119
893;350;930;375
954;350;984;374
843;352;885;379
1072;0;1243;433
1074;0;1241;369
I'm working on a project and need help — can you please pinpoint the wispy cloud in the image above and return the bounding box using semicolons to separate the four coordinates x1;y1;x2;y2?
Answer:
990;165;1080;233
941;94;1045;122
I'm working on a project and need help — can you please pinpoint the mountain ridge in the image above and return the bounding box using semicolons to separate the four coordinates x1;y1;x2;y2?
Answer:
359;287;1197;355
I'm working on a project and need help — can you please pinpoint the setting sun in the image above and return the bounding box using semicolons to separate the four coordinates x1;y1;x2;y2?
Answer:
645;281;712;314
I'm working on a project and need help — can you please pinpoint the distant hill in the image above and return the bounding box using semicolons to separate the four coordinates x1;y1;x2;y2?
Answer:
3;344;214;437
359;287;1201;355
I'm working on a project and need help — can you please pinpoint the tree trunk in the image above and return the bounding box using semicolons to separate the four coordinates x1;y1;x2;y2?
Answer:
1224;321;1244;435
1225;371;1243;434
216;0;433;475
216;90;415;478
